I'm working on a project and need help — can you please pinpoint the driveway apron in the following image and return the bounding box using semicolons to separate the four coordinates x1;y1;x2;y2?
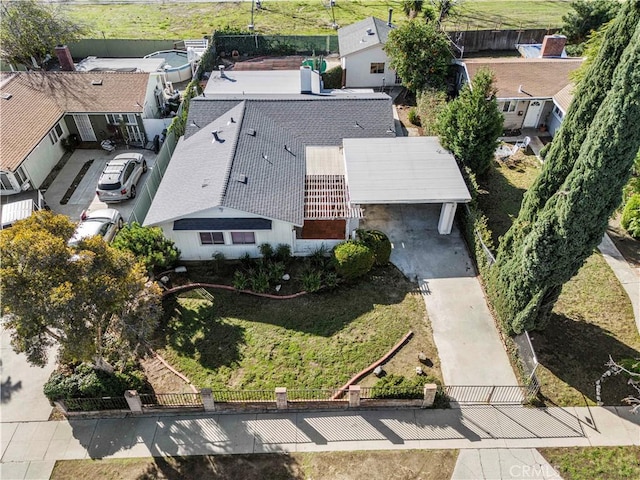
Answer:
360;204;518;386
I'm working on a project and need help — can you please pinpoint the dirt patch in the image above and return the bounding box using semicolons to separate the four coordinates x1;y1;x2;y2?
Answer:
395;104;424;136
141;354;194;394
607;213;640;269
51;450;458;480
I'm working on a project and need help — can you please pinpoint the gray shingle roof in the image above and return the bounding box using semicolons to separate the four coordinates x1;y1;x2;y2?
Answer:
338;17;394;57
145;94;394;227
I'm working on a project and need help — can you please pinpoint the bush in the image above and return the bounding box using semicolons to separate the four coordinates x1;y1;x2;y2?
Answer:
43;363;147;401
301;270;323;293
357;229;392;266
333;241;375;280
258;243;275;260
232;271;249;290
621;194;640;238
274;243;292;263
250;269;270;293
416;87;447;136
112;222;180;272
322;65;343;89
408;108;420;126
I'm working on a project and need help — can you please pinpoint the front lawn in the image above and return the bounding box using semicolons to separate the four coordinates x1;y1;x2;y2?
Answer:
154;266;440;390
477;155;640;406
51;450;459;480
539;447;640;480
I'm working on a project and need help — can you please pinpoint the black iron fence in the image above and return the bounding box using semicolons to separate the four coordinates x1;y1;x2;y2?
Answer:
211;390;275;402
63;396;129;412
287;389;343;401
139;392;202;408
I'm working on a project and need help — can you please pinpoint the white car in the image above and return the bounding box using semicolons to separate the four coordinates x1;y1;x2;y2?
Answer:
69;208;123;245
96;153;147;203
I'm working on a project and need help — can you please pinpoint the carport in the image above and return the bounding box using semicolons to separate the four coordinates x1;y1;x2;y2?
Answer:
343;137;471;234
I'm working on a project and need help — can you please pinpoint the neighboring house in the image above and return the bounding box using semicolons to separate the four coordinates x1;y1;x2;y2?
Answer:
1;190;47;229
0;70;164;195
338;15;400;89
144;68;470;260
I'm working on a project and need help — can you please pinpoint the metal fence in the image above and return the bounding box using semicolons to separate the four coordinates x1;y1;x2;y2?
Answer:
441;384;538;405
211;390;275;402
63;396;129;412
287;389;344;401
139;392;202;408
513;330;541;390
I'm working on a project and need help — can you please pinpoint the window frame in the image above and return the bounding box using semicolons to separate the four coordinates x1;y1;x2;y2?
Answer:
231;231;256;245
0;172;14;191
48;125;61;144
370;62;385;74
15;166;27;185
553;105;564;120
502;101;517;113
199;231;225;245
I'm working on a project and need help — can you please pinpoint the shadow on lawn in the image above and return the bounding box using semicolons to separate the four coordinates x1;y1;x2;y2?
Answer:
531;312;640;405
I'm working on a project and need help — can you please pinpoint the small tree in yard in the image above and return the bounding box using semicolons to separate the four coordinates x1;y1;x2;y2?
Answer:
112;222;180;273
436;68;503;175
561;0;621;52
333;241;375;280
0;0;87;68
384;20;452;92
0;211;162;369
416;88;448;136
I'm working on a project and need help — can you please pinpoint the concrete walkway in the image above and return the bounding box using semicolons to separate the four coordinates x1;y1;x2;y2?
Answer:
1;405;638;479
361;204;518;386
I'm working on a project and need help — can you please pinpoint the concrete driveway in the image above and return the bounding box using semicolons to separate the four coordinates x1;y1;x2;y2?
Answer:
44;147;158;221
360;204;518;386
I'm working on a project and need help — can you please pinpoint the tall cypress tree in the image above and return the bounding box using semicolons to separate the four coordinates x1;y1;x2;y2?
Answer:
499;0;640;257
490;19;640;333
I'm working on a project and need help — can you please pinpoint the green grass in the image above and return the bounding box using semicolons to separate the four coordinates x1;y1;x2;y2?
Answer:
63;0;572;39
51;450;459;480
539;447;640;480
155;266;439;390
478;154;639;407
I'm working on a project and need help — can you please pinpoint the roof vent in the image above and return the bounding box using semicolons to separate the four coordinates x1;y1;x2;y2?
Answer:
366;28;374;35
236;174;247;184
246;128;256;136
91;79;103;86
227;117;235;125
1;93;12;100
211;130;223;142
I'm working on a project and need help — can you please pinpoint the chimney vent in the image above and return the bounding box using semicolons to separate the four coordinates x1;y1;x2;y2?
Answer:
366;28;373;35
55;45;75;71
211;130;221;142
387;8;393;27
246;128;256;136
540;34;566;58
91;79;103;86
1;93;12;100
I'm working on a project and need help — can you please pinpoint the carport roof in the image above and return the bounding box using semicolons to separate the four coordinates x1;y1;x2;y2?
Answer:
344;137;471;204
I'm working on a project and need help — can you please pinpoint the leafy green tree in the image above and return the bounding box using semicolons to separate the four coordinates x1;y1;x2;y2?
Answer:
0;211;162;368
384;20;452;92
402;0;425;19
432;0;461;27
500;0;640;253
112;222;180;272
436;68;503;175
0;0;87;68
561;0;621;53
490;20;640;333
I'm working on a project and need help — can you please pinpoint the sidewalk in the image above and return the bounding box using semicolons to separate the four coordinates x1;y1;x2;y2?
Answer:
1;405;638;479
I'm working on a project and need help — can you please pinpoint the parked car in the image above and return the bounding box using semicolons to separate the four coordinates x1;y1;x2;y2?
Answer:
68;208;123;245
96;153;147;203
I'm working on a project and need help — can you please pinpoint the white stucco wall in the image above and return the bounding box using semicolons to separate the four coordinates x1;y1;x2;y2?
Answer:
22;122;68;189
342;46;398;88
158;206;296;260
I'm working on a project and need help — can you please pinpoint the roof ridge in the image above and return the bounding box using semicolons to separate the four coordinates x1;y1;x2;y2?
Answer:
220;100;247;203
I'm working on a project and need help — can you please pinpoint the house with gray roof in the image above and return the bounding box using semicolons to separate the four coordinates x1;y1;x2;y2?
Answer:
338;15;400;89
144;71;470;260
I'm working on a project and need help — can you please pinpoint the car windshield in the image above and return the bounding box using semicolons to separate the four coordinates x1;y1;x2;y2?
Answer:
69;219;106;244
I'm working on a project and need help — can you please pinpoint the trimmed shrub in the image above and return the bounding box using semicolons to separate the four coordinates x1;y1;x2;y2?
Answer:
112;222;180;272
274;243;292;263
621;194;640;238
322;65;343;89
357;229;392;265
43;363;147;401
258;243;275;260
333;241;375;280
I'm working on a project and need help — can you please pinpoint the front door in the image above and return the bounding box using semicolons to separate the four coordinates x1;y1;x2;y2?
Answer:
522;100;544;128
73;114;97;141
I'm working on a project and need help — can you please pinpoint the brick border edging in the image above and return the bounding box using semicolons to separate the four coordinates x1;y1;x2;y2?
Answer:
162;282;308;299
331;330;414;400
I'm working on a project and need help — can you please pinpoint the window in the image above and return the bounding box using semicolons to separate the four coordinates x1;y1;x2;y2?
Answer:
0;173;13;191
55;124;63;137
199;232;224;245
106;114;137;125
231;231;256;245
553;105;564;120
48;123;62;144
370;62;385;74
15;166;27;185
502;101;517;113
123;162;136;183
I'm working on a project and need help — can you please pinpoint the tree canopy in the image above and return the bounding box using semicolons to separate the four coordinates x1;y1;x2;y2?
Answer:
436;68;503;175
561;0;621;53
384;19;452;92
0;211;162;368
490;10;640;334
112;222;180;273
0;0;87;68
